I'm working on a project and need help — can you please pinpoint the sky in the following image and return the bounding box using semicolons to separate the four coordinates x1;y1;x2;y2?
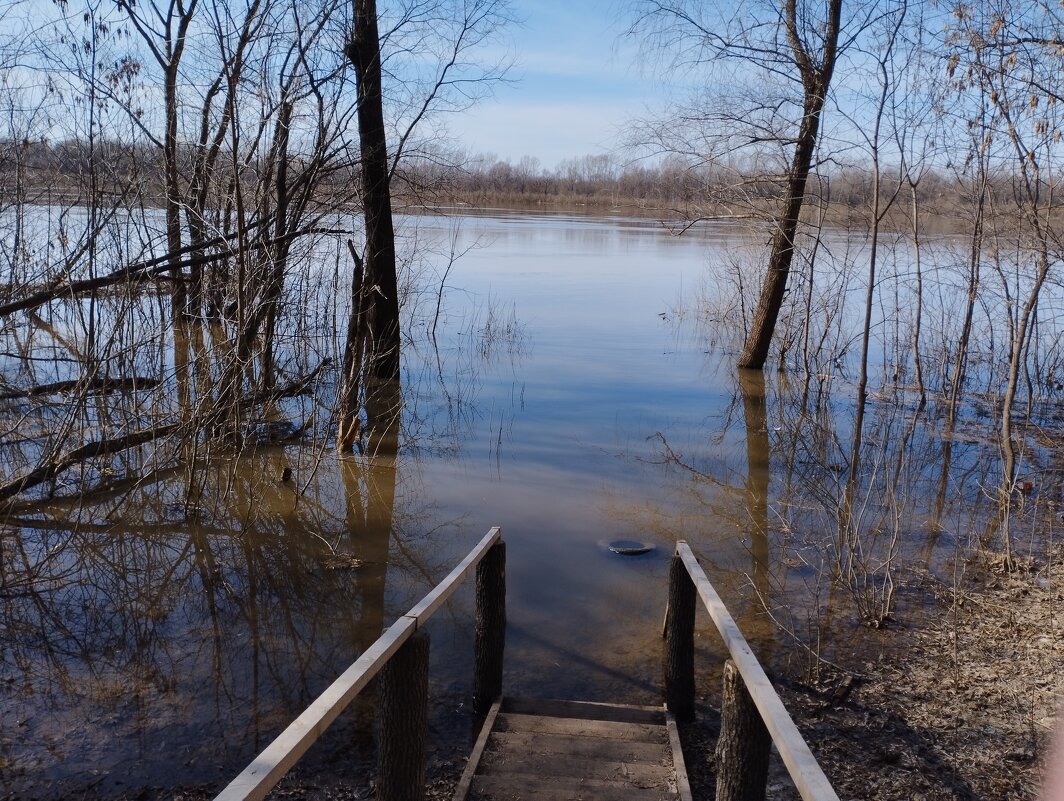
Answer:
445;0;666;168
3;0;670;170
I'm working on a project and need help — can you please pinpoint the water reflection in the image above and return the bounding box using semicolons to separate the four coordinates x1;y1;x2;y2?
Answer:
740;370;771;601
1;210;1063;797
0;431;417;793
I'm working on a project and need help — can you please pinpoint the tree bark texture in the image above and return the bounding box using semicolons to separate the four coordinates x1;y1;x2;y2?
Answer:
714;660;771;801
338;0;401;453
664;551;696;722
377;629;429;801
474;541;506;718
337;242;367;453
736;0;843;370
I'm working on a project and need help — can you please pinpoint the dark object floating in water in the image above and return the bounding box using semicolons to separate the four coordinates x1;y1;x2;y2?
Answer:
242;418;305;446
608;540;654;556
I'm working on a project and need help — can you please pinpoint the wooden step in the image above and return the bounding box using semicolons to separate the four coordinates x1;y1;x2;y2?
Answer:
493;712;669;743
452;698;692;801
470;772;679;801
488;730;670;763
500;697;668;725
478;749;673;783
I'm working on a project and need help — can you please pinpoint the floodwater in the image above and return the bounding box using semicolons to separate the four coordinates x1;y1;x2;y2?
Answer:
0;208;1054;797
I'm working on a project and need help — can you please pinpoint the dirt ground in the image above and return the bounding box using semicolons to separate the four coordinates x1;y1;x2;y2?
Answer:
765;550;1064;801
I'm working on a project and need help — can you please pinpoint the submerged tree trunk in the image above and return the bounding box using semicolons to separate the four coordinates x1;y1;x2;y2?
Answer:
338;0;402;454
740;370;771;600
736;0;842;370
908;180;926;407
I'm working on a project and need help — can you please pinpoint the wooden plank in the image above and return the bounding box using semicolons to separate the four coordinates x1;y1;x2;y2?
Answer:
494;713;668;743
479;750;672;785
676;542;840;801
488;730;670;763
405;527;502;625
471;772;678;801
452;699;502;801
213;616;416;801
501;697;666;725
214;527;504;801
664;711;692;801
474;541;506;717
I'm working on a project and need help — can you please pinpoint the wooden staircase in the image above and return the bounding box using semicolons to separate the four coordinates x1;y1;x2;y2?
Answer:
213;533;839;801
452;698;693;801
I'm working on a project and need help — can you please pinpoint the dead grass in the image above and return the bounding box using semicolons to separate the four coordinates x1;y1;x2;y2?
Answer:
772;552;1064;801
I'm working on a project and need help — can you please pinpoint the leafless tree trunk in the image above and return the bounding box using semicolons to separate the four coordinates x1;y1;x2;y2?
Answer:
119;0;200;317
908;178;926;406
337;0;402;454
844;2;905;533
736;0;843;369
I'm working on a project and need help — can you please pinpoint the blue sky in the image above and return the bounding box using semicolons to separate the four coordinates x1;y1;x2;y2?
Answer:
446;0;664;167
3;0;667;169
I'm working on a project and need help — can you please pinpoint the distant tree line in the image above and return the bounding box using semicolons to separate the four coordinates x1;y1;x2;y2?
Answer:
5;134;1034;224
428;151;1005;219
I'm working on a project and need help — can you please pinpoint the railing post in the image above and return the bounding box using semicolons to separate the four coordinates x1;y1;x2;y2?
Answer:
664;545;696;722
715;659;771;801
474;540;506;719
377;628;430;801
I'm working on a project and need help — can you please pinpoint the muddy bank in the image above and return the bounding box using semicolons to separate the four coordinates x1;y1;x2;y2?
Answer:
762;551;1064;801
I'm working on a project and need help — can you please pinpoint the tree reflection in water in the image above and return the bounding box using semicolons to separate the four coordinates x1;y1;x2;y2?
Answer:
0;288;487;797
0;440;396;791
610;355;1052;689
5;209;1064;798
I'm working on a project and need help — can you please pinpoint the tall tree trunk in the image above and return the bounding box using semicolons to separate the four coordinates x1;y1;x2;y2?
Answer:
164;60;187;319
737;96;825;370
260;99;295;391
949;179;985;426
736;0;842;370
159;5;198;318
338;0;401;454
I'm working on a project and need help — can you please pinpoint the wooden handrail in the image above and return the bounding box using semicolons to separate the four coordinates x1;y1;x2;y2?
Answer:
213;526;504;801
669;541;840;801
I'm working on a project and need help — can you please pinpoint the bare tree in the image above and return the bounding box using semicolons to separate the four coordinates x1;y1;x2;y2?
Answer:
736;0;843;369
335;0;512;454
946;0;1064;566
337;0;400;455
841;0;907;539
631;0;845;370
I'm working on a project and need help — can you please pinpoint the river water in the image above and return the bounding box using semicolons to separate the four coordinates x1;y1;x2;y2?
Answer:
0;208;1044;796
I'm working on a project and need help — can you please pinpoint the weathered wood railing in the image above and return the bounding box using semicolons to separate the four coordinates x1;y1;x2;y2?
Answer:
213;526;506;801
664;541;840;801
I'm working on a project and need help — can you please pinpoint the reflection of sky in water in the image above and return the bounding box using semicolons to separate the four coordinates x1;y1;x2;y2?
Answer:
4;209;1022;797
412;211;731;513
2;210;770;798
401;211;767;704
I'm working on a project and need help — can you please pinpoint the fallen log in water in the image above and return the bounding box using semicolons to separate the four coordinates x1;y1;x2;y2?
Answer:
0;376;160;400
0;423;180;504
